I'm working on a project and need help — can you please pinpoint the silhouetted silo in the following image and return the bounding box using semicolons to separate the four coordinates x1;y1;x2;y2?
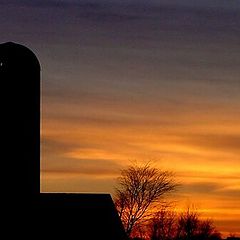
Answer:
0;42;127;240
0;42;40;201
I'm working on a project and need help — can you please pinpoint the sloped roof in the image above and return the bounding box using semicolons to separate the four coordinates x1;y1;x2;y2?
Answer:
35;193;128;240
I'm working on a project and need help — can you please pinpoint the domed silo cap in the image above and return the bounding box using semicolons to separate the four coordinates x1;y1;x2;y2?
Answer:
0;42;41;72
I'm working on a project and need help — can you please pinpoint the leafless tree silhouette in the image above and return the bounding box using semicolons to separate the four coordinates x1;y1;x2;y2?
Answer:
148;206;222;240
176;207;199;240
114;162;177;237
150;206;177;240
176;207;222;240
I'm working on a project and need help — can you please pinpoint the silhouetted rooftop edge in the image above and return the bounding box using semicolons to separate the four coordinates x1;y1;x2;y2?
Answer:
39;193;117;206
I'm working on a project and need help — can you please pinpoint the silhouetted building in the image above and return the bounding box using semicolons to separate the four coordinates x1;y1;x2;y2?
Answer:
0;42;127;240
1;42;40;201
38;193;127;239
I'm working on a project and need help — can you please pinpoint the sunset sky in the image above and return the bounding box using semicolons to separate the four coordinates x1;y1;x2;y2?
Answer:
1;0;239;236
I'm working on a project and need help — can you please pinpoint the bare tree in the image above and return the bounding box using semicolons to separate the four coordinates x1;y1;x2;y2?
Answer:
176;207;199;240
147;206;222;240
176;207;222;240
149;206;177;240
114;162;177;237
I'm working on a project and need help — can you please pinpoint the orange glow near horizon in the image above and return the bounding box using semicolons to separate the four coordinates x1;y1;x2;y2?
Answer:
41;95;240;237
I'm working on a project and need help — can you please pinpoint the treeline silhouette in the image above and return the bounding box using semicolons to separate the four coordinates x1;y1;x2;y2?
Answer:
129;207;222;240
114;163;238;240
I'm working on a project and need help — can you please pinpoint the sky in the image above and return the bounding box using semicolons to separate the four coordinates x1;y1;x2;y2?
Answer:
1;0;239;236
